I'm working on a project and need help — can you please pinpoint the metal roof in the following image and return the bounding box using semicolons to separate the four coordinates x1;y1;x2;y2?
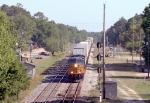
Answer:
73;43;86;48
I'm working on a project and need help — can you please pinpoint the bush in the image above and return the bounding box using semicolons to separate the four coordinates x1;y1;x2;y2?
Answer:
53;51;64;56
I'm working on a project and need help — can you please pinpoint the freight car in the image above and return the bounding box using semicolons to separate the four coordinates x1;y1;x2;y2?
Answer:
67;37;93;80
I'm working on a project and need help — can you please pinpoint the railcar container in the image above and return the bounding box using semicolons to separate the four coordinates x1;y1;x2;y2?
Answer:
79;42;89;57
73;43;88;64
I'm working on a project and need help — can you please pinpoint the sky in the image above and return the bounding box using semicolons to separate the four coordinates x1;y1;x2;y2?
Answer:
0;0;150;32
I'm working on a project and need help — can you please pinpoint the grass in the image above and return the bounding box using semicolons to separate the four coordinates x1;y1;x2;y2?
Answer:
116;52;140;56
106;59;150;100
90;47;150;102
16;54;69;103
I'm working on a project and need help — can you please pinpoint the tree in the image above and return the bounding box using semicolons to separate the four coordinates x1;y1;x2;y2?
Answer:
106;17;127;46
1;4;93;54
141;3;150;66
13;14;36;50
45;36;59;52
0;10;30;102
34;12;48;20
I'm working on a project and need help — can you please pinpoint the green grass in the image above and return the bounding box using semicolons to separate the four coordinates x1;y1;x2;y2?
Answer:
105;59;150;101
116;52;140;57
16;55;69;103
92;47;150;102
33;56;60;74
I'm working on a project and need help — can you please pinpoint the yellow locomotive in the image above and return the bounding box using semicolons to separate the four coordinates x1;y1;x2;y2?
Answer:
68;55;85;80
67;37;93;80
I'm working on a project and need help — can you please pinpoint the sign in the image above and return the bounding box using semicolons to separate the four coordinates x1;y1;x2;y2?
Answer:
24;53;27;57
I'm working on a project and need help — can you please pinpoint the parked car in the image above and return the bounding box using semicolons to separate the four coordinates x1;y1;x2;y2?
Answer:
39;52;49;56
35;55;42;59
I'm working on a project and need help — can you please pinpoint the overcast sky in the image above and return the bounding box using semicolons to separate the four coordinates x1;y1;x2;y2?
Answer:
0;0;150;32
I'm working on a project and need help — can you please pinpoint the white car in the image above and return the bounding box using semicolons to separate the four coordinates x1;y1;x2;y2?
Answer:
35;55;42;59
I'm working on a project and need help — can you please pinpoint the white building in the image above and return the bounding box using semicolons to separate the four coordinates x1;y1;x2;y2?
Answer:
23;61;35;77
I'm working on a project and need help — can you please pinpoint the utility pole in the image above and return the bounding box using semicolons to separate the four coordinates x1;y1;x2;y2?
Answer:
117;37;118;46
148;34;149;78
132;20;135;63
103;3;106;99
132;32;134;63
140;32;141;67
106;36;108;47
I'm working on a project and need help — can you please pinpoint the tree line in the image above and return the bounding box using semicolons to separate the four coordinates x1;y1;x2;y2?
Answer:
0;3;102;102
105;3;150;66
0;10;30;102
106;15;144;52
1;3;102;53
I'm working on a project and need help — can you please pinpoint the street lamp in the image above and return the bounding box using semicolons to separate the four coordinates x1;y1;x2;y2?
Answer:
16;42;21;62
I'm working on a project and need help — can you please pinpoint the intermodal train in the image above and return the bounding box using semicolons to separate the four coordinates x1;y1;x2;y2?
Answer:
68;37;93;80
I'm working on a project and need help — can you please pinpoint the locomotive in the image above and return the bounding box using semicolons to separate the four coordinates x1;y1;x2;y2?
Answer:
67;37;93;80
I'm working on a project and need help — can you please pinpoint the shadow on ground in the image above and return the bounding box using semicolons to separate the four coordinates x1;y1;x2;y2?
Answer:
107;75;145;79
40;58;68;75
32;96;99;103
41;74;76;83
31;96;150;103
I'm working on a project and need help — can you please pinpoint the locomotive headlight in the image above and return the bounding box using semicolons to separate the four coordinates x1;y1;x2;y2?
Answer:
74;64;78;67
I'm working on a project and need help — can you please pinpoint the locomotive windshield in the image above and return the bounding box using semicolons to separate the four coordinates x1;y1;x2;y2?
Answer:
68;57;84;65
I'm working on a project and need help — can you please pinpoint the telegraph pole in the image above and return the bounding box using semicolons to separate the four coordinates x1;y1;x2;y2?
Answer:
106;36;108;47
132;31;134;63
103;3;106;99
148;34;149;78
132;20;135;63
140;32;141;67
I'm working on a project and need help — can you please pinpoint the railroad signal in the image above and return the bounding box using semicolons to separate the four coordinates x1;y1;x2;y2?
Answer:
97;67;101;73
97;42;101;48
97;54;101;61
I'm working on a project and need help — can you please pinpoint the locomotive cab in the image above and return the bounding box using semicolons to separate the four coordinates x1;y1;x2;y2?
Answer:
68;56;85;80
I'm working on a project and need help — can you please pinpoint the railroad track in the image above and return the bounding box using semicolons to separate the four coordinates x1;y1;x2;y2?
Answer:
33;60;69;103
58;81;82;103
32;60;82;103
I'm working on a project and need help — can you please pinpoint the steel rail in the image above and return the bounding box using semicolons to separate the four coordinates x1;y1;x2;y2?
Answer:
33;61;68;103
56;82;80;103
68;82;81;103
45;70;68;102
57;83;73;103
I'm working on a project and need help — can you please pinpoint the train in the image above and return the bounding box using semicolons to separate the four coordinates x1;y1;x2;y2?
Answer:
67;37;93;80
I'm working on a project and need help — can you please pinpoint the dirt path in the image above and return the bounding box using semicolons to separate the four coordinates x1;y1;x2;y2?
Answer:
23;48;47;54
106;63;145;103
79;47;98;97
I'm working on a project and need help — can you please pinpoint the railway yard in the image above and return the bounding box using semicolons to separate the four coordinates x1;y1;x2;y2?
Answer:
21;47;96;103
20;44;150;103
